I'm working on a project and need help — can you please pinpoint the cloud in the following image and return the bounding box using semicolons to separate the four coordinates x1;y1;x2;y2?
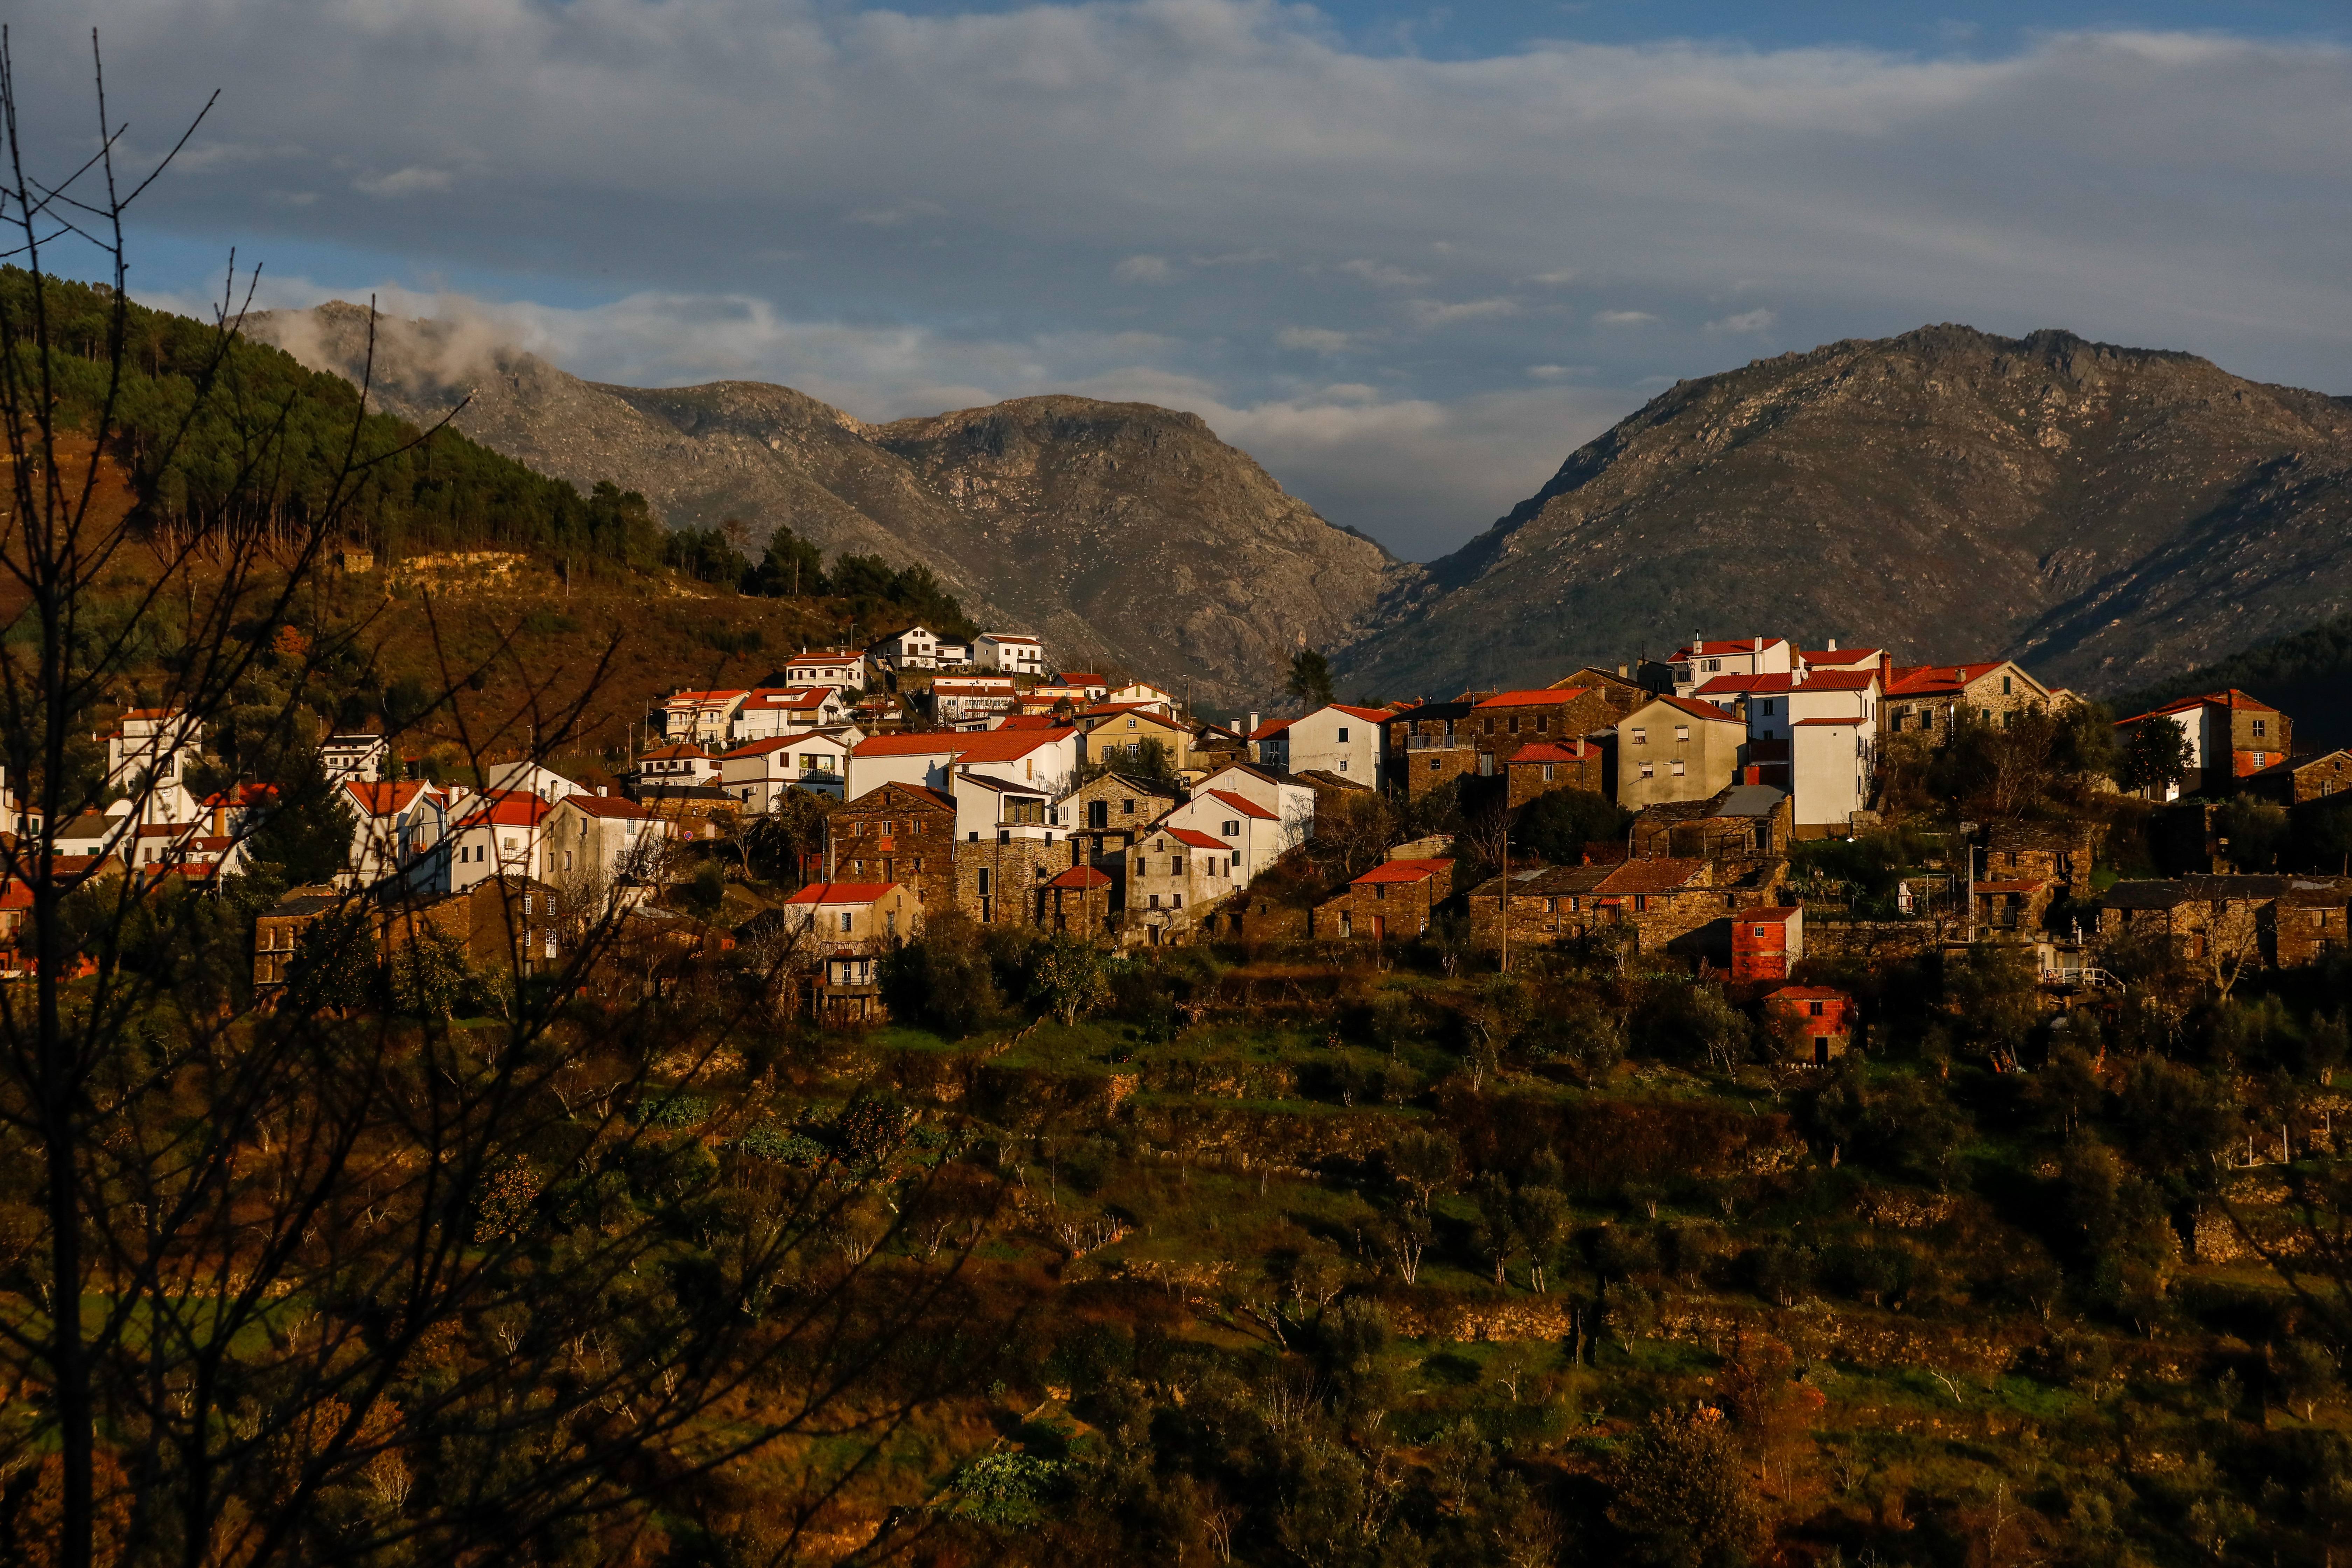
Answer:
353;166;452;197
24;2;2352;558
1707;308;1778;333
1276;327;1354;353
1339;259;1433;289
1115;254;1176;283
844;200;945;227
1406;297;1518;328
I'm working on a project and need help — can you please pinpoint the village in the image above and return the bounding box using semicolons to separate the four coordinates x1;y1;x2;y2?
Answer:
37;619;2350;1057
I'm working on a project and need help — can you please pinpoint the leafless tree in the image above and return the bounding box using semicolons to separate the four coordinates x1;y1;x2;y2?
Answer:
0;46;1009;1568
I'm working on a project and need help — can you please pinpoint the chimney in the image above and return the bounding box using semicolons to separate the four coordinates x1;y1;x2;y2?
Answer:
1248;712;1260;737
1618;663;1629;678
1752;635;1763;652
1827;638;1839;652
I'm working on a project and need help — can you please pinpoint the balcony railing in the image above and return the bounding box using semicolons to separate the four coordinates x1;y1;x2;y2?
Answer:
1405;733;1465;752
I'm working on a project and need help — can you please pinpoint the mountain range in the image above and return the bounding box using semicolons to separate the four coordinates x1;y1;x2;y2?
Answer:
259;309;2352;710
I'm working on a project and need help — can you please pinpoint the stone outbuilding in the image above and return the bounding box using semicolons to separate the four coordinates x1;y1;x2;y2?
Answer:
1313;858;1454;944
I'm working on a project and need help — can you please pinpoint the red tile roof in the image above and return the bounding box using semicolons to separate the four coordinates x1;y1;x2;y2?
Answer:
1247;717;1294;741
1352;858;1452;886
1205;789;1277;821
1475;688;1589;708
562;793;652;819
1674;638;1788;658
1796;671;1878;692
1884;661;2010;696
1166;827;1227;850
462;790;552;828
343;780;431;817
1695;673;1788;695
784;881;898;905
637;743;711;761
1508;740;1598;763
1793;717;1861;726
1058;672;1108;684
1044;866;1113;890
853;727;1070;762
2114;687;2280;725
1642;695;1744;724
741;686;835;710
1765;985;1850;1002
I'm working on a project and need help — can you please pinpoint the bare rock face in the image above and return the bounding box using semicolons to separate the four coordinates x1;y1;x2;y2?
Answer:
1340;324;2352;701
251;305;1407;706
873;397;1405;709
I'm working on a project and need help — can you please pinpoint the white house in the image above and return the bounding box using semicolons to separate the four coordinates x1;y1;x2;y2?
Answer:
103;707;201;823
341;779;452;889
974;634;1046;677
846;724;1080;800
1250;704;1386;780
870;625;943;670
934;643;973;669
544;792;667;888
319;733;388;784
1149;761;1315;884
784;650;868;692
443;790;552;892
721;728;856;806
1790;719;1872;836
1670;637;1795;699
1056;672;1112;703
734;686;854;740
950;770;1057;846
484;760;586;805
1695;670;1881;744
1107;681;1176;713
626;744;721;793
655;689;749;748
932;677;1020;722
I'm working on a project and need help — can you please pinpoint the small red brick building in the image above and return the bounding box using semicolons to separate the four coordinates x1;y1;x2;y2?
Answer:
1764;985;1853;1065
1732;906;1803;982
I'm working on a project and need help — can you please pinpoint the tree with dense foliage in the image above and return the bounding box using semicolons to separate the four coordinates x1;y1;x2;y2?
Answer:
2118;714;2192;795
1286;647;1335;708
1516;786;1630;865
1608;1410;1766;1567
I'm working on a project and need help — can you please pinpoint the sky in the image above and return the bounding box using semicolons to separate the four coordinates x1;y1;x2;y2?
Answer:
14;0;2352;561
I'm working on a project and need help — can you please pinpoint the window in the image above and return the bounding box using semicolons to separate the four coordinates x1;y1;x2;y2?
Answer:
839;912;853;933
1336;726;1349;743
1149;893;1161;909
1675;725;1690;742
2002;675;2013;694
1223;819;1240;836
1703;658;1720;672
886;910;897;935
1428;758;1440;772
1671;760;1686;777
1121;798;1135;815
1172;855;1186;874
978;869;991;895
1374;884;1388;901
1536;715;1548;732
1809;1000;1826;1017
1631;727;1647;745
2253;719;2268;737
1639;762;1655;779
1541;764;1555;782
1339;911;1352;938
1172;894;1183;908
1508;716;1520;735
1752;925;1767;937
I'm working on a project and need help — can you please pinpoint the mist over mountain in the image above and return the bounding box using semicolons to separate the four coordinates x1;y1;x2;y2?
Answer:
254;304;1410;708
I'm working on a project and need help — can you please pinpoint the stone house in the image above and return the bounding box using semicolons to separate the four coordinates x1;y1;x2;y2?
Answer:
1971;878;2054;937
1616;696;1746;809
2111;688;2290;797
1466;688;1622;772
1731;905;1803;983
251;887;348;995
382;875;569;979
1122;826;1245;944
1043;865;1116;938
2096;875;2351;969
1463;863;1615;950
1763;985;1853;1065
952;833;1066;929
1549;666;1656;719
1313;858;1454;944
1631;784;1791;862
830;782;957;916
1055;771;1180;874
1882;660;2054;741
780;880;922;1021
1984;820;2102;900
2244;749;2352;806
1505;738;1609;807
1381;699;1481;802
